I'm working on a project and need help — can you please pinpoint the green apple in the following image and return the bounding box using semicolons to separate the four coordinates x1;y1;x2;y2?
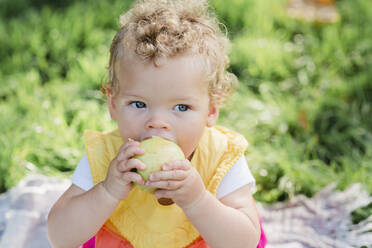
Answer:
134;136;185;193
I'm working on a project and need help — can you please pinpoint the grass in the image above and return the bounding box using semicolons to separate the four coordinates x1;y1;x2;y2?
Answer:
0;0;371;221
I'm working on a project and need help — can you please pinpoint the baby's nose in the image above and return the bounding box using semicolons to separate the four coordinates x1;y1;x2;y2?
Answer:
146;116;170;130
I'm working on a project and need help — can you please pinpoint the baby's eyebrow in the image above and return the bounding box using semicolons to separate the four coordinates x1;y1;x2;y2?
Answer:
169;95;198;102
122;93;144;99
118;94;147;103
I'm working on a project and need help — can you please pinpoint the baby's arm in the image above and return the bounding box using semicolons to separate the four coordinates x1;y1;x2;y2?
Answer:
146;160;261;248
47;183;119;248
184;185;261;248
47;141;146;248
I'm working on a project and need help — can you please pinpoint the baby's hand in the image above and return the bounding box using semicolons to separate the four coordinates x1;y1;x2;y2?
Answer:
145;160;206;209
102;140;146;201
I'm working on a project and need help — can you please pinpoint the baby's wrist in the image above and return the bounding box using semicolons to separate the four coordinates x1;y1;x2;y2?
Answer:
181;190;208;213
99;181;121;204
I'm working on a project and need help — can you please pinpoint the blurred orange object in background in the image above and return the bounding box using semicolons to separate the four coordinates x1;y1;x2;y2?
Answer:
286;0;339;23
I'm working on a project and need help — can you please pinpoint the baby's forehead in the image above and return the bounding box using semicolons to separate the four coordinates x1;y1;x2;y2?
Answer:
113;54;210;94
115;52;208;77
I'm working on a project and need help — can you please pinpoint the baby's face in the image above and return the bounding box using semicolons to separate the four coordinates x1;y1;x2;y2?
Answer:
108;54;219;159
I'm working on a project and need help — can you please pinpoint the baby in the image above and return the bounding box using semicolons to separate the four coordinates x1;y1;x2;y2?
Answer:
47;0;266;247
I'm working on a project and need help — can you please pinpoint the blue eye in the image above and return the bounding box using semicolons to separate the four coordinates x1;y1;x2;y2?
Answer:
174;104;189;112
130;101;146;108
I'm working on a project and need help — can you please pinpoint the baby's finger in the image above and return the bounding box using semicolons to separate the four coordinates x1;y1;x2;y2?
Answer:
146;180;182;190
121;172;145;185
120;145;145;162
149;170;187;181
117;140;141;161
162;160;190;171
118;158;146;173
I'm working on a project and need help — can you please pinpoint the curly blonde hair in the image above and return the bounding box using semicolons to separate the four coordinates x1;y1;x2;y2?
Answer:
105;0;237;105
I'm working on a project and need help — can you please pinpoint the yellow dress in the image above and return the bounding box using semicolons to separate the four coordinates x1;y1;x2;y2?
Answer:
84;126;248;248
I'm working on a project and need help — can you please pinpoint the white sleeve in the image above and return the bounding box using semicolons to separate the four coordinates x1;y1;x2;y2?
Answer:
71;154;94;191
71;153;256;197
216;155;256;199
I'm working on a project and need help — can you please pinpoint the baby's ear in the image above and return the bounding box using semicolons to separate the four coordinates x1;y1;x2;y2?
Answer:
207;103;220;127
106;84;117;120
